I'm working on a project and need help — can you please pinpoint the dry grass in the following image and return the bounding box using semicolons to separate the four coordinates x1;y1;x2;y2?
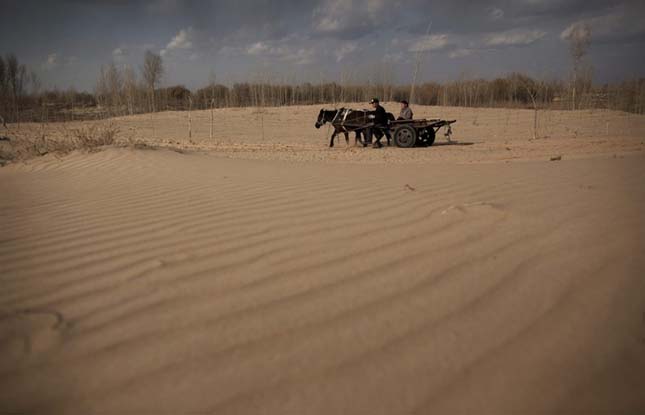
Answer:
0;123;120;164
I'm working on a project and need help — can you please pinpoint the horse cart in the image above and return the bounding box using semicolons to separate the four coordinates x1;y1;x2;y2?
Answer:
389;118;456;148
315;108;456;148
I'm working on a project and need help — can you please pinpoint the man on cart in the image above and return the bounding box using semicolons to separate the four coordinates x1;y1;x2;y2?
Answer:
364;98;391;148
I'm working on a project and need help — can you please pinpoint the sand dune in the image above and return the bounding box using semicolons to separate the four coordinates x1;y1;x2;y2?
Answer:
1;106;645;414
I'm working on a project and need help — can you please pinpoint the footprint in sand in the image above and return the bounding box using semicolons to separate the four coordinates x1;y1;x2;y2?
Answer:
0;309;67;360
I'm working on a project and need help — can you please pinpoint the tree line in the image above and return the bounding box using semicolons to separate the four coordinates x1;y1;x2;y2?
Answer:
0;54;29;125
1;50;644;124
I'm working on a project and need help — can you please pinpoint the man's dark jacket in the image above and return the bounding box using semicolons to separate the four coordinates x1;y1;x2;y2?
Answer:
369;105;388;126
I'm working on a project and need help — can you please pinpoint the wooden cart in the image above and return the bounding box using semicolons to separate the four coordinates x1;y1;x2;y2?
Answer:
389;119;457;148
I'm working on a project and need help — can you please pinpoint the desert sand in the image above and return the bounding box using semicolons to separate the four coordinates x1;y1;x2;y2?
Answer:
1;104;645;414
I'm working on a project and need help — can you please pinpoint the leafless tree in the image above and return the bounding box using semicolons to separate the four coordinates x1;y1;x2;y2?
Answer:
518;77;540;140
187;95;192;139
208;70;216;139
5;54;27;123
106;63;123;115
123;65;137;115
565;24;591;110
410;21;433;105
95;66;109;110
0;56;6;122
142;50;163;112
29;71;41;95
0;57;5;89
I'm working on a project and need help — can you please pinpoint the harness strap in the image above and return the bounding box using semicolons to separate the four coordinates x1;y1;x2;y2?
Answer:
330;109;341;125
342;109;351;125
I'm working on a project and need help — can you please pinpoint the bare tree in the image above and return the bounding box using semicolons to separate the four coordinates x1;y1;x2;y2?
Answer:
410;21;433;105
29;71;41;95
518;76;540;140
208;70;216;139
0;57;5;90
187;95;192;139
5;54;27;123
95;65;109;111
6;55;18;116
142;50;163;112
106;63;123;115
0;56;6;121
564;24;591;110
123;65;137;115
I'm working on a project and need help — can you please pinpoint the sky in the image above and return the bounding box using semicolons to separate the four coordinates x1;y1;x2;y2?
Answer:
1;0;644;91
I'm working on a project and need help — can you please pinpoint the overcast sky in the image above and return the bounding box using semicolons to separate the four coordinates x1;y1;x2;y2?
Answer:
1;0;644;91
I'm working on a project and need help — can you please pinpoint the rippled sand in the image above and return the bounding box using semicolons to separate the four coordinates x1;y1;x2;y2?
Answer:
1;105;645;414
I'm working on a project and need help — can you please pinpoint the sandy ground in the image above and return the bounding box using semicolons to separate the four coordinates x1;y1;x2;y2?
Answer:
1;104;645;414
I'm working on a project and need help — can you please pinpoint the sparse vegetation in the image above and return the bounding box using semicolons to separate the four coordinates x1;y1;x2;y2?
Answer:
0;123;120;164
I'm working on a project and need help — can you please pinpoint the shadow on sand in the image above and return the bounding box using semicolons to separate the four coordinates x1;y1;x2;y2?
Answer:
432;140;475;147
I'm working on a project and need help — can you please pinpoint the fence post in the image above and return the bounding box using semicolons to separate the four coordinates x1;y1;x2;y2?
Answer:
188;96;192;140
210;99;214;140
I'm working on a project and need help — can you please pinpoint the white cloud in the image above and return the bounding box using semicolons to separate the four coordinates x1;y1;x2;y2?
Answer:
312;0;390;36
366;0;388;21
285;48;315;65
161;27;195;56
219;45;244;56
245;40;315;65
488;7;504;20
408;34;450;52
560;22;591;42
112;47;129;62
383;52;405;63
167;28;193;49
246;41;285;56
560;8;645;43
45;53;59;69
112;47;126;57
313;0;353;33
316;16;341;33
449;48;473;59
42;53;79;70
335;42;357;62
485;29;546;46
246;42;265;55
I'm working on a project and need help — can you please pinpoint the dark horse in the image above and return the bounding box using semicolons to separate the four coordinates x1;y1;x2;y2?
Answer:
315;108;394;148
314;108;366;147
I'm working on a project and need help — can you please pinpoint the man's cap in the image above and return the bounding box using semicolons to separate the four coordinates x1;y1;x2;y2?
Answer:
400;100;409;105
369;98;379;104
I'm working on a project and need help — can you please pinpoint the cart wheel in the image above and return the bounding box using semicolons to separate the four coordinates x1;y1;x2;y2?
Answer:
422;128;436;146
393;125;417;148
